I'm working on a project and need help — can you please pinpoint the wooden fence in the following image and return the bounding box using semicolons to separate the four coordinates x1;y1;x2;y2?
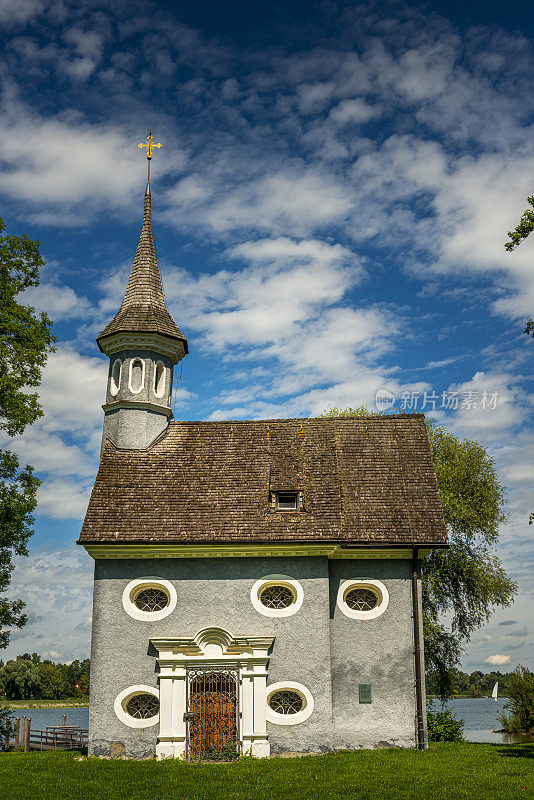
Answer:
3;714;88;752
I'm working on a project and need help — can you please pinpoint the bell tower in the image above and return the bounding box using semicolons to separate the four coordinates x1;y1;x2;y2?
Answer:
97;135;188;450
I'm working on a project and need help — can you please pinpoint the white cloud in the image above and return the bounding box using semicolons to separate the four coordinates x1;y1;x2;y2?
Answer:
0;0;43;25
328;99;381;125
23;283;93;321
485;654;511;666
37;478;93;520
4;547;93;661
0;92;186;217
439;370;529;440
1;345;106;519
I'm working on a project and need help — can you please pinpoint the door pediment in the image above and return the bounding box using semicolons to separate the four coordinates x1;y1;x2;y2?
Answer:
151;627;274;660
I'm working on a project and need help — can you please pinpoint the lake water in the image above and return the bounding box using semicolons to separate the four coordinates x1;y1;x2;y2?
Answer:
441;698;534;744
10;699;533;745
9;707;89;731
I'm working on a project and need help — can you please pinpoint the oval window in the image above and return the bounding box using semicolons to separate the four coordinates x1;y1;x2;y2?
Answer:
133;586;169;612
260;584;295;609
154;362;166;398
268;690;303;715
110;360;121;396
124;693;159;721
266;681;314;725
336;580;389;620
129;359;144;393
345;587;379;611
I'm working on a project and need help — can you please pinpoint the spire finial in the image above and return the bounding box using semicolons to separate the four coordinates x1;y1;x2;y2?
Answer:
138;131;162;181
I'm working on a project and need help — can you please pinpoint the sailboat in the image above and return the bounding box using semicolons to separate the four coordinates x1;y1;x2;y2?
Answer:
492;681;499;701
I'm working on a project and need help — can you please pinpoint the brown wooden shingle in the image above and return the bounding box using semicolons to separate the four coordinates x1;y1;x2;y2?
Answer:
78;414;447;546
97;183;188;351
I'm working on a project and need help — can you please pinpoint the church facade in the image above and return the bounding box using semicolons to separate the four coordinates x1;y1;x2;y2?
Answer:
78;179;447;760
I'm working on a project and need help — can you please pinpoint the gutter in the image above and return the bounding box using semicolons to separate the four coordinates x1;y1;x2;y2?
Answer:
412;546;428;750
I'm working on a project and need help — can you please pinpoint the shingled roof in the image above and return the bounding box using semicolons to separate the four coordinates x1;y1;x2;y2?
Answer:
78;414;447;547
97;182;188;352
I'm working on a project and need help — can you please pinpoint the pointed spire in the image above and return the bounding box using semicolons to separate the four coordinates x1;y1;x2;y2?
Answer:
97;180;188;355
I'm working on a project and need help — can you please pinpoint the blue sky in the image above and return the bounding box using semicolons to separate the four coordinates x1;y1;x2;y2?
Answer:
0;0;532;671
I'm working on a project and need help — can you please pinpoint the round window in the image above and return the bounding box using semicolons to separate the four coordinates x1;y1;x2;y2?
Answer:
133;587;169;612
336;580;389;620
122;578;177;621
260;584;295;609
250;576;303;617
125;693;160;720
268;690;303;715
344;587;378;611
266;681;314;725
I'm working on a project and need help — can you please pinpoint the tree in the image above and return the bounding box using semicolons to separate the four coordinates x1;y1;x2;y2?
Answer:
499;666;534;734
0;218;55;650
0;658;40;700
504;196;534;338
321;407;516;699
423;424;515;698
37;661;69;700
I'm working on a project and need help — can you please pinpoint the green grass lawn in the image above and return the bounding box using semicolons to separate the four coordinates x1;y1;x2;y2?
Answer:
0;743;533;800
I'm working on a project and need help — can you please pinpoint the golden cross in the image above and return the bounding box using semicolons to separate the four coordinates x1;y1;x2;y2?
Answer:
138;131;162;161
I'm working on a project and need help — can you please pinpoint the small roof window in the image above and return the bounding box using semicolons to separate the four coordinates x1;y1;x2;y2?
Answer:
276;492;298;511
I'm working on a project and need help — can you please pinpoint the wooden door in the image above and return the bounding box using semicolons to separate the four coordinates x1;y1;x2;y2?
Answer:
187;670;239;760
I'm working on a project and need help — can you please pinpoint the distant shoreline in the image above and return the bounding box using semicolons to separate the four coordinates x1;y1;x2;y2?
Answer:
3;700;89;709
428;695;508;701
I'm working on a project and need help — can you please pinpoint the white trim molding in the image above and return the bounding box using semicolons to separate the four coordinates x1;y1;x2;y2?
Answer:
151;627;274;760
110;359;121;396
266;681;314;726
114;684;160;729
128;358;145;394
122;577;177;622
153;361;166;398
336;579;389;620
250;575;303;618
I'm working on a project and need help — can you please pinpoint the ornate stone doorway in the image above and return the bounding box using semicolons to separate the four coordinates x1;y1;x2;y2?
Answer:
187;667;239;760
151;627;274;759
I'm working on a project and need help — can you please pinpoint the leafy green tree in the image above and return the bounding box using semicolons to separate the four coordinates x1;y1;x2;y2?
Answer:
0;705;14;750
321;407;516;699
427;702;464;741
505;196;534;253
424;425;515;698
0;218;55;650
504;196;534;338
0;658;40;699
499;666;534;734
37;661;70;700
66;659;90;696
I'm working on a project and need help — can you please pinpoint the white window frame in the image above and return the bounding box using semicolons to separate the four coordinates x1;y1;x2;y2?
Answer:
153;360;166;398
114;684;160;729
128;358;145;394
266;681;314;726
122;577;177;622
110;359;122;396
250;575;303;618
336;579;389;620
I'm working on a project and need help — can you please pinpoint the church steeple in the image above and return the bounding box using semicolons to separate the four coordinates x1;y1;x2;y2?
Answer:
98;136;188;451
97;180;188;357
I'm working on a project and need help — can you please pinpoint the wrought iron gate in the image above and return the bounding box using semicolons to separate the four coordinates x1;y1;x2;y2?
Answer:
186;667;240;760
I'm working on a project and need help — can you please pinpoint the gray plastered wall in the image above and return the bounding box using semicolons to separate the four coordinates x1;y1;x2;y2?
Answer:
88;555;419;757
329;559;417;749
